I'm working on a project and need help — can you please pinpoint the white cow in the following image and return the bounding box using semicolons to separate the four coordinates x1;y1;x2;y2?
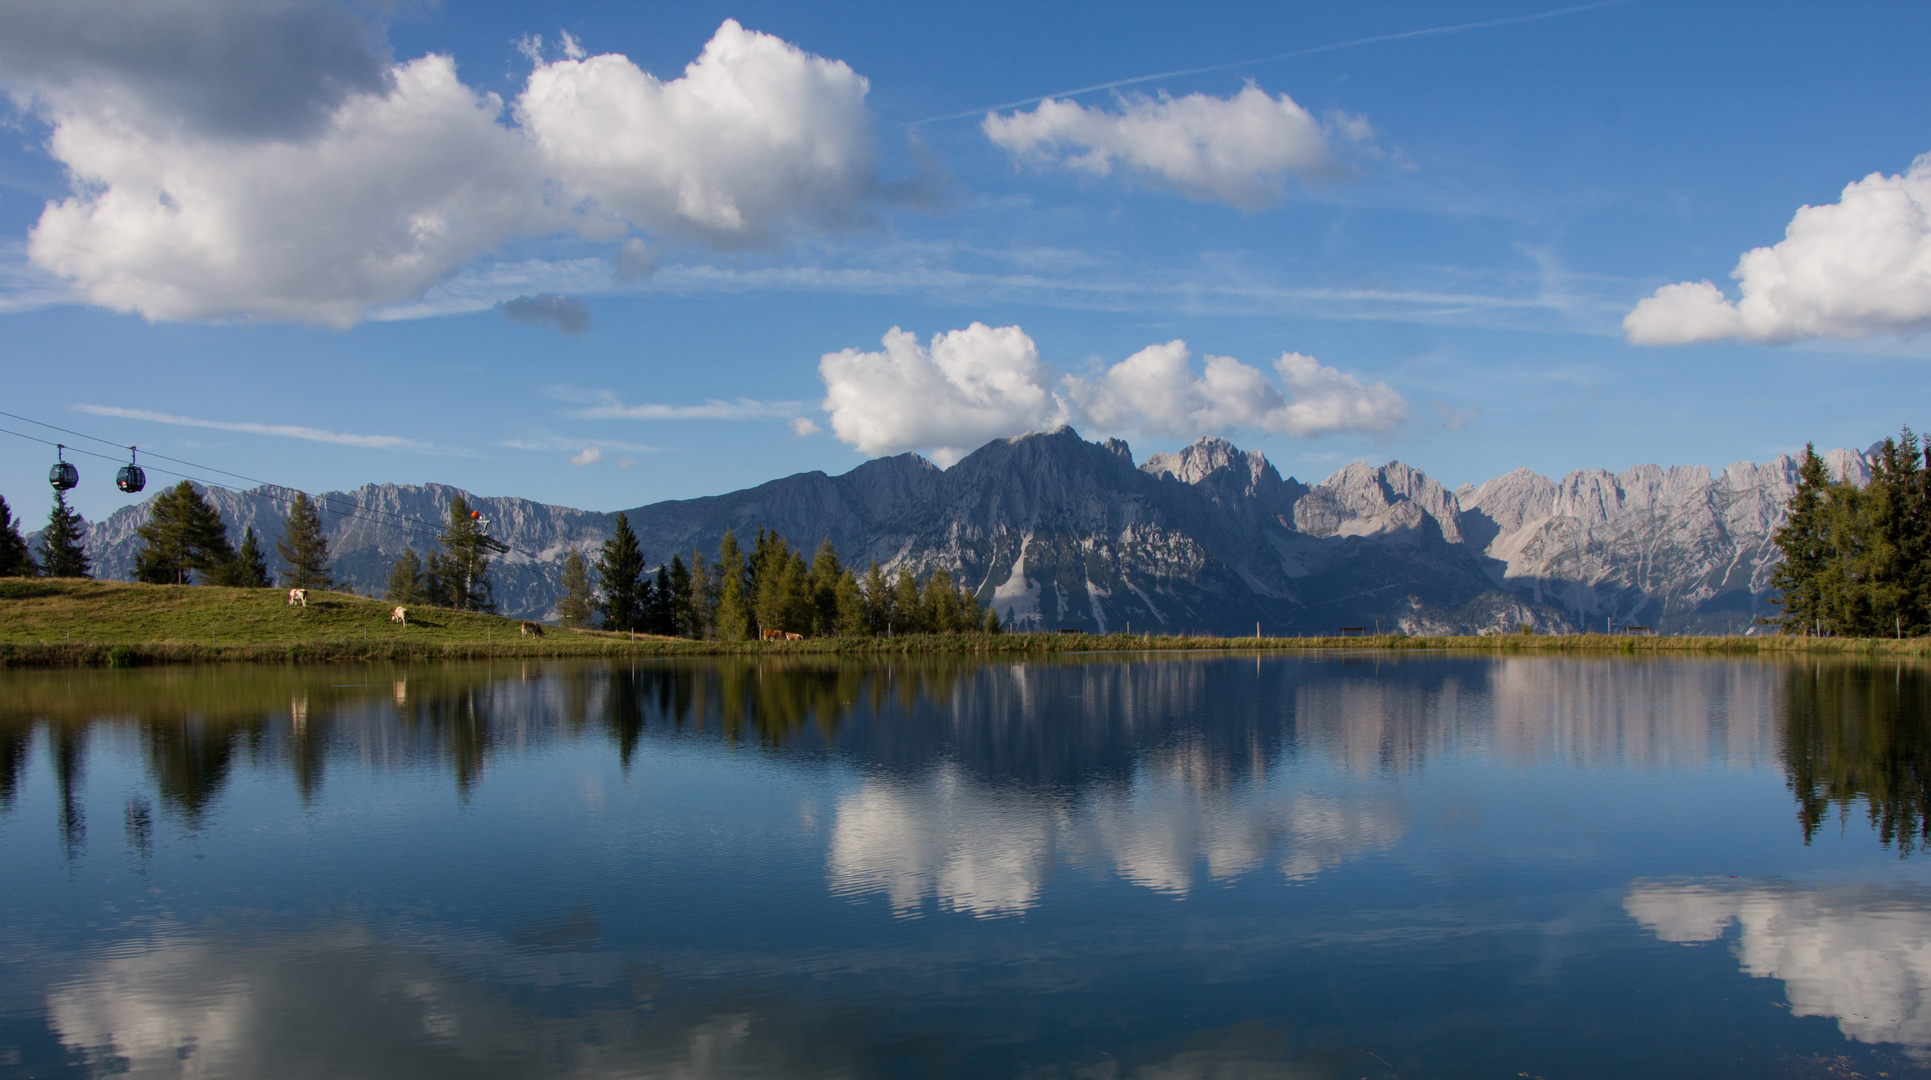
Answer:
390;606;407;625
287;588;307;607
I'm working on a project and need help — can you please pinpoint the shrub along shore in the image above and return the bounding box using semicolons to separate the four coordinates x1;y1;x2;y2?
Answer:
3;579;1928;669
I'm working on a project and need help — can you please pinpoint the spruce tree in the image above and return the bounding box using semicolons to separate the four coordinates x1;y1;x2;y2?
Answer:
422;549;452;607
216;527;272;587
40;490;91;579
386;547;425;604
556;548;596;628
596;513;645;631
437;496;495;612
0;496;33;577
669;555;694;637
649;565;676;635
713;529;751;640
1769;446;1832;634
135;482;233;585
808;538;844;635
275;492;333;589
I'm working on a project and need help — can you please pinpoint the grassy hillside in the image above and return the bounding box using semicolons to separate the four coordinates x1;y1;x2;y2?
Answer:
2;578;1928;667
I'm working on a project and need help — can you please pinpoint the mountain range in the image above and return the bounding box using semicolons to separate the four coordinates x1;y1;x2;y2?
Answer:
40;428;1871;635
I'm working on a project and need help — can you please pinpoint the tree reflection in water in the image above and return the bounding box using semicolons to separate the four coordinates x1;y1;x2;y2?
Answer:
1782;660;1931;855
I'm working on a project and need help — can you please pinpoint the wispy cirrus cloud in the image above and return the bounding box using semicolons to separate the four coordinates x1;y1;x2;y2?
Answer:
74;404;471;455
547;387;804;421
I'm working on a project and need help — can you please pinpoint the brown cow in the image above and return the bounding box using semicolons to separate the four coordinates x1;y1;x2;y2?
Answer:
286;588;307;607
519;620;544;637
783;632;803;641
389;606;407;625
760;628;784;641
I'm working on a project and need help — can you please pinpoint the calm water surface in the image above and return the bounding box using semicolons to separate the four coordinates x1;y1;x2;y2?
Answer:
1;653;1927;1079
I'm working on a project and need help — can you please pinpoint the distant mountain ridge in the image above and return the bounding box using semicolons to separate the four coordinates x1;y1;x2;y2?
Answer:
44;429;1871;634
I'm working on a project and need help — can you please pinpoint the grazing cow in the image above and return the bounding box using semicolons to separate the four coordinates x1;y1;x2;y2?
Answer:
783;632;803;641
760;628;784;641
287;588;306;607
390;606;407;625
520;620;544;637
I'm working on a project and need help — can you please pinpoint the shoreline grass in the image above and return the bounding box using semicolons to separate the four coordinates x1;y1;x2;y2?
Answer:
4;579;1928;668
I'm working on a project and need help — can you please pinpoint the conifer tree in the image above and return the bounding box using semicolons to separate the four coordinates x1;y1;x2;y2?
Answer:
437;496;495;612
983;606;1003;634
557;548;596;628
714;530;751;640
892;569;922;634
134;482;232;584
862;562;892;634
808;538;844;635
386;547;425;604
422;549;451;607
834;569;869;636
274;492;333;589
924;568;962;632
669;555;694;637
649;565;677;635
0;496;33;577
690;549;717;638
596;513;645;631
1769;446;1833;634
216;527;273;587
40;489;91;578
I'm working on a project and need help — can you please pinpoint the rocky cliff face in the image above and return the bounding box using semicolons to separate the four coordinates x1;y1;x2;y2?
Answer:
43;430;1866;634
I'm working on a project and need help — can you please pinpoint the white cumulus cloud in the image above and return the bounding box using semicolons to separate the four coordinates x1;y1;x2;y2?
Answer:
1064;341;1409;439
517;19;877;246
819;323;1070;465
9;17;887;326
982;83;1343;211
818;325;1409;462
1626;153;1931;345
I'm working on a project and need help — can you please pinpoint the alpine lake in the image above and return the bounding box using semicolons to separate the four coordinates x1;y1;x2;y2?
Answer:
1;651;1927;1079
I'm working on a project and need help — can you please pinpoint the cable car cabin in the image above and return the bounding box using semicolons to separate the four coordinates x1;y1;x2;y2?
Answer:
116;464;146;494
48;458;78;492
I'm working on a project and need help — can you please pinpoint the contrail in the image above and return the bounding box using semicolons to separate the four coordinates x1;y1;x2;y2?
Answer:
911;0;1634;126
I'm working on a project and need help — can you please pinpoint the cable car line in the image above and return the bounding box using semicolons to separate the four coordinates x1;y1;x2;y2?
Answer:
0;415;545;567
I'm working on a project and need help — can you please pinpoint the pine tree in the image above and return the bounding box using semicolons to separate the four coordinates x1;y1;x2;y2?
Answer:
596;513;645;631
40;490;91;579
0;496;34;577
275;492;333;589
649;565;676;635
714;529;751;640
437;496;495;612
215;526;273;587
557;548;596;628
134;482;233;584
386;547;425;604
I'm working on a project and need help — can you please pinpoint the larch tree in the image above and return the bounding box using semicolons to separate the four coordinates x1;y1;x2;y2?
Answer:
386;547;425;604
713;530;751;641
557;548;597;629
437;496;495;612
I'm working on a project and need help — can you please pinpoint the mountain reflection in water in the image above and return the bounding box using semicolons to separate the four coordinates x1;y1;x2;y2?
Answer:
5;654;1931;1079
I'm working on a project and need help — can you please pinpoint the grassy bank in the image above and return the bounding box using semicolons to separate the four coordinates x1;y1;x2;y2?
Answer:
3;579;1929;668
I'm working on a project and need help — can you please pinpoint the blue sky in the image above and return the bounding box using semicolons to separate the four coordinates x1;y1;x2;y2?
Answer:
4;0;1931;523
